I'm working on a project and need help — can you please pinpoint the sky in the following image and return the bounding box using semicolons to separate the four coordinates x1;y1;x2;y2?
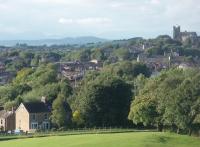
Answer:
0;0;200;40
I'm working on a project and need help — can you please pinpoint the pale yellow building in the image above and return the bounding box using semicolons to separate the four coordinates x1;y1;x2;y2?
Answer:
15;102;50;133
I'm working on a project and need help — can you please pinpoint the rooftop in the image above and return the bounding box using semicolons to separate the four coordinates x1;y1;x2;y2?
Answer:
23;102;50;113
0;110;13;118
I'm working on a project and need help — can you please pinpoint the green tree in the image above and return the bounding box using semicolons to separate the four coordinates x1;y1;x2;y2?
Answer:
73;74;132;127
128;78;161;129
51;94;72;128
113;48;130;60
91;48;105;61
165;74;200;135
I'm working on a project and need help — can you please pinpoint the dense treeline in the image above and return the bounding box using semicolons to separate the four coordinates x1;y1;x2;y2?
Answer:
72;75;132;127
69;61;150;127
0;63;73;128
0;59;150;129
129;68;200;135
0;50;62;72
0;64;68;104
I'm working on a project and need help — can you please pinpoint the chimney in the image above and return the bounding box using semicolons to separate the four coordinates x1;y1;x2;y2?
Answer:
11;107;14;113
41;96;47;103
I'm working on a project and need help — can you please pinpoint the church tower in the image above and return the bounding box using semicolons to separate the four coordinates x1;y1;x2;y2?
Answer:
173;26;181;40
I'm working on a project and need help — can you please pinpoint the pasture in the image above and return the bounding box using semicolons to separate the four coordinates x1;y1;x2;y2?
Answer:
0;131;200;147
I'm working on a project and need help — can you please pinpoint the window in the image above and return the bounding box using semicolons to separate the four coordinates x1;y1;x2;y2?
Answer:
31;122;38;129
44;114;48;120
43;122;50;130
46;123;49;129
0;119;3;125
32;114;36;120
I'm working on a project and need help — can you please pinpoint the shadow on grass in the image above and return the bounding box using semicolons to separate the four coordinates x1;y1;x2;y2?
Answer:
157;136;169;143
151;135;172;145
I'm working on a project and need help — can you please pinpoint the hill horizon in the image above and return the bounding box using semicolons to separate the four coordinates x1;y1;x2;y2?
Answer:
0;36;109;46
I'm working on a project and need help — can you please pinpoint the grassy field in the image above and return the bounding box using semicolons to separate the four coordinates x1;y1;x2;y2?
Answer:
0;132;200;147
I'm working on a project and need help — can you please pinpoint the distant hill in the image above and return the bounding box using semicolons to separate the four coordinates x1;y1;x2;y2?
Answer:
0;36;108;46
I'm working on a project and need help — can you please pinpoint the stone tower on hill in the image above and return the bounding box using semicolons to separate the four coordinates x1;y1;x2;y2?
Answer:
173;26;200;47
173;26;181;41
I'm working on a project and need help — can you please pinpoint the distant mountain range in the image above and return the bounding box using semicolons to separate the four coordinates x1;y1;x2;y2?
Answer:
0;36;109;46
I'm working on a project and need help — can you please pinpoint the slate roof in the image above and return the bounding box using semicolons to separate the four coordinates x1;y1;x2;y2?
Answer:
23;102;50;113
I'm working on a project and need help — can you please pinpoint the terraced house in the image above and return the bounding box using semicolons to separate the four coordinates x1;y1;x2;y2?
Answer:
0;109;15;132
15;101;51;133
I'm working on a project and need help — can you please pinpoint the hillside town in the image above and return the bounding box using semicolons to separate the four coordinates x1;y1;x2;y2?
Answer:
0;26;200;138
0;26;200;134
1;0;200;146
0;26;199;87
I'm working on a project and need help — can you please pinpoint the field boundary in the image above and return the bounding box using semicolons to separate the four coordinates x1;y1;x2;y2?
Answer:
0;128;156;141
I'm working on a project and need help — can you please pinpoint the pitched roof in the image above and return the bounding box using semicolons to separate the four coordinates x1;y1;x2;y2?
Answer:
23;102;50;113
0;110;13;118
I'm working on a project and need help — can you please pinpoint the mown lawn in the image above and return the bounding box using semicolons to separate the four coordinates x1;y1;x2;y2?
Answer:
0;132;200;147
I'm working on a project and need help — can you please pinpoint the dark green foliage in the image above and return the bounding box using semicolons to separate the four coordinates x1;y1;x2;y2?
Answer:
113;48;130;60
76;49;91;61
51;94;72;128
91;48;106;61
103;61;151;80
59;80;73;98
129;68;200;134
0;62;72;107
73;74;132;127
42;52;61;62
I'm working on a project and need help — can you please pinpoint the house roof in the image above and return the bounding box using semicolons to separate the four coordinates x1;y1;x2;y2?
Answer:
0;110;13;119
23;102;50;113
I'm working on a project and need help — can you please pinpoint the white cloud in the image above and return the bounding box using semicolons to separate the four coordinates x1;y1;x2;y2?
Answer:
110;1;138;9
150;0;160;5
59;18;73;24
58;17;112;26
110;2;125;8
